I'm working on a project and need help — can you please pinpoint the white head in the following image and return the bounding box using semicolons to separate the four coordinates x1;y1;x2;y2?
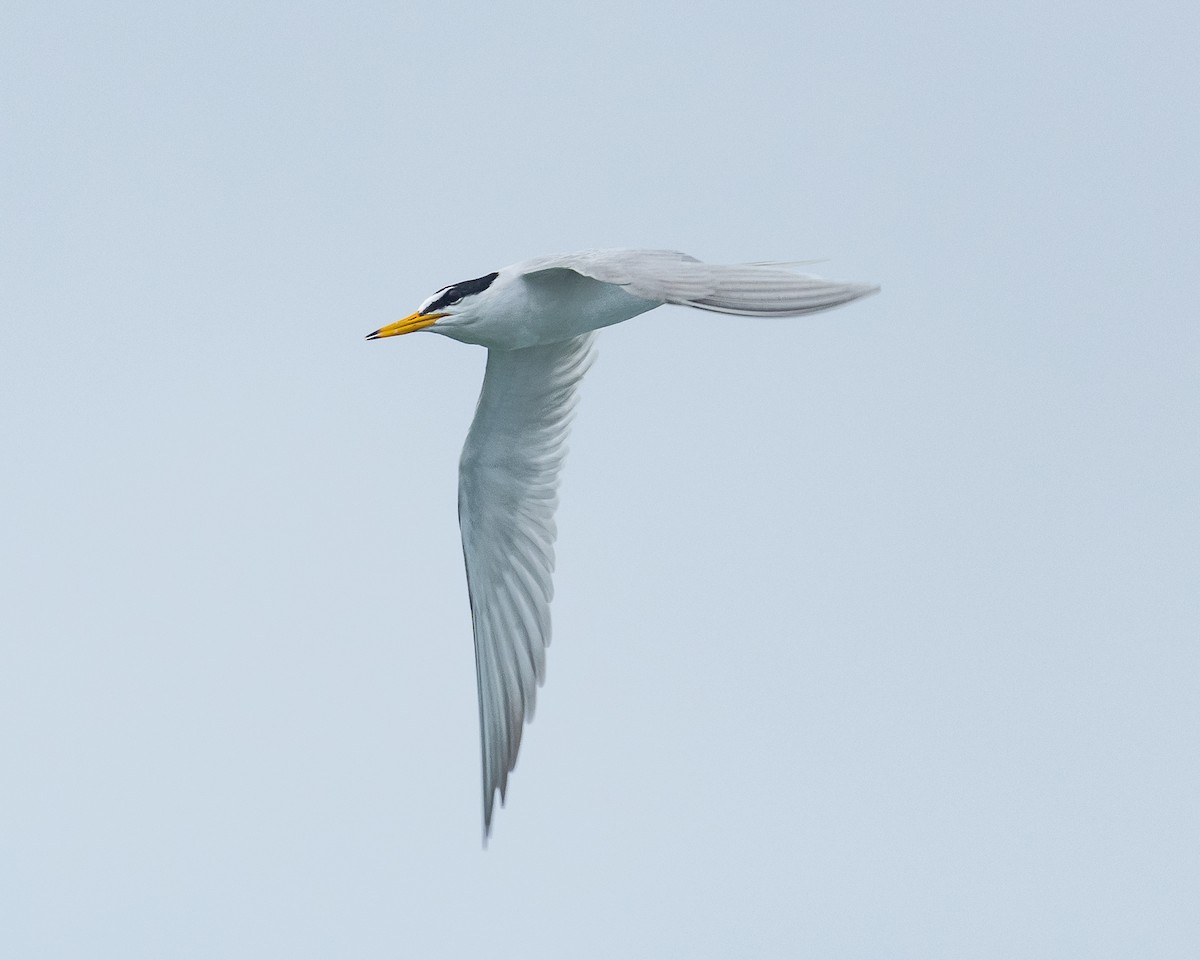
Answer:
365;271;500;341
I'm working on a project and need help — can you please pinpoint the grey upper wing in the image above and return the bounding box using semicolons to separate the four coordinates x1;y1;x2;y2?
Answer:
522;248;878;318
457;333;596;839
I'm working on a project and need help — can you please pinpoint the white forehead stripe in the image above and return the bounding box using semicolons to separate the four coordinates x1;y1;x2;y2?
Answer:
419;286;452;314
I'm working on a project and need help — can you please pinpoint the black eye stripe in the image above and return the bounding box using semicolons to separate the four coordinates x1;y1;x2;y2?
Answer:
423;272;499;314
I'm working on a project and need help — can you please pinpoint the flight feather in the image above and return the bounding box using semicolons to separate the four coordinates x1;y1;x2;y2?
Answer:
457;332;597;837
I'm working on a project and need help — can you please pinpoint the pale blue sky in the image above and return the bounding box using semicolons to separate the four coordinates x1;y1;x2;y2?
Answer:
2;0;1197;957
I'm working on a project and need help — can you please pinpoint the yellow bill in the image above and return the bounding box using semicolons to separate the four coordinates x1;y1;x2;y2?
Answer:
365;311;446;340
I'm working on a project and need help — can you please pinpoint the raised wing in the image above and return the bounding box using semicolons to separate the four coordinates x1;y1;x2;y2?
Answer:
457;333;596;839
523;249;878;317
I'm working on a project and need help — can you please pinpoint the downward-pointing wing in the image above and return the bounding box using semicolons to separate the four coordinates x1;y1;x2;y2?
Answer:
457;333;596;839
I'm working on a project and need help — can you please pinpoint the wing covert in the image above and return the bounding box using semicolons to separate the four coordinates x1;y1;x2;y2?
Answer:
457;333;596;839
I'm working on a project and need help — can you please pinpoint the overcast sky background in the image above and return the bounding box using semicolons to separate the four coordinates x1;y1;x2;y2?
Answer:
2;0;1197;956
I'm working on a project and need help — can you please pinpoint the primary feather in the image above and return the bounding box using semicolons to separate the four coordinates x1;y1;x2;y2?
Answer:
522;249;876;317
458;333;596;837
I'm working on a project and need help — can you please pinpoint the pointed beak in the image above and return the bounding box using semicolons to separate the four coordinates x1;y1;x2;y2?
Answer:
365;311;446;340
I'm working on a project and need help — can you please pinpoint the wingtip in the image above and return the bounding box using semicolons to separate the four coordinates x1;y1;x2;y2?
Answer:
482;792;495;848
840;281;881;304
